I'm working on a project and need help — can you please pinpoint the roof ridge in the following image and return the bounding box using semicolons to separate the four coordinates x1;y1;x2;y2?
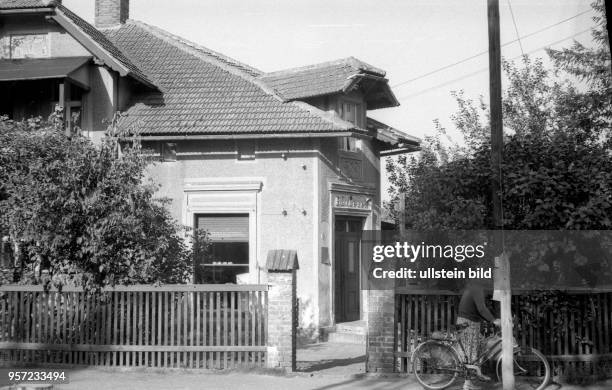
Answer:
260;56;386;78
124;20;288;102
121;20;359;131
125;20;262;77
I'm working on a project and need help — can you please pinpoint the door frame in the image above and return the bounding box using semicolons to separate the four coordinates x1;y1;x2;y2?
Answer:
334;215;365;323
331;209;371;324
328;182;377;325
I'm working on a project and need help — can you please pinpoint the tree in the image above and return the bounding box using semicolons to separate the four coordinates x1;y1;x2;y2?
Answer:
0;113;201;290
387;1;611;231
386;1;611;287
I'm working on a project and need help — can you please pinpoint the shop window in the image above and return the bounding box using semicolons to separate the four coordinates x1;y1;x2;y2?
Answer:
195;214;249;284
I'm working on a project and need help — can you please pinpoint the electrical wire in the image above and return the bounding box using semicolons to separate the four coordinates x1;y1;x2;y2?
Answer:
391;9;592;89
396;29;591;101
507;0;525;56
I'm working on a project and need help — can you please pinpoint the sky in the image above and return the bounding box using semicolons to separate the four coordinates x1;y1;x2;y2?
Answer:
63;0;598;196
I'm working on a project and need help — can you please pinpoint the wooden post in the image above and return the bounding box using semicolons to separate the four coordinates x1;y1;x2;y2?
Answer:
398;192;406;235
487;0;514;389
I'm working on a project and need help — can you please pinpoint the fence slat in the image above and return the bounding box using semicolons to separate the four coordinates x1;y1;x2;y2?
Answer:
0;285;268;369
395;291;612;376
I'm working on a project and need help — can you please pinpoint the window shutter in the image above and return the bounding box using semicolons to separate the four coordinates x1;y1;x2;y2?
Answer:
196;214;249;242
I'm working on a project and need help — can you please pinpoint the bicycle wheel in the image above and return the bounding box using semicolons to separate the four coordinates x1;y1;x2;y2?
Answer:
412;341;461;390
496;346;550;390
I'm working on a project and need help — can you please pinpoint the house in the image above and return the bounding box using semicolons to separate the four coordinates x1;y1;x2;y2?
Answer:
0;0;419;333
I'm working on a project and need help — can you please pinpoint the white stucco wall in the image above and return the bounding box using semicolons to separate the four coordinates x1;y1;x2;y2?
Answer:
144;138;321;328
143;135;382;331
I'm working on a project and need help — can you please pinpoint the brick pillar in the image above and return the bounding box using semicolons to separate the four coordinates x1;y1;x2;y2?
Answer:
265;249;298;371
366;289;396;373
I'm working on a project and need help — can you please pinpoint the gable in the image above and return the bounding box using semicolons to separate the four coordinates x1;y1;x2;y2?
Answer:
0;13;89;59
0;2;156;89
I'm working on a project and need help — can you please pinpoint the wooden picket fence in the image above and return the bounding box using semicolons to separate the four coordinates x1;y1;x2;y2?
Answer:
0;284;268;369
395;289;612;378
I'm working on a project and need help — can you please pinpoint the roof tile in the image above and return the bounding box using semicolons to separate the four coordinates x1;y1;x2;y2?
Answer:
103;21;356;136
0;0;48;9
258;57;385;101
57;6;155;87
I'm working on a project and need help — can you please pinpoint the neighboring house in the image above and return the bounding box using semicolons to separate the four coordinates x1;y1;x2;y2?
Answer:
0;0;419;332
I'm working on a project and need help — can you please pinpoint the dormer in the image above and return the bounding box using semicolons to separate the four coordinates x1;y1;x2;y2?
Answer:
258;57;398;114
258;57;417;157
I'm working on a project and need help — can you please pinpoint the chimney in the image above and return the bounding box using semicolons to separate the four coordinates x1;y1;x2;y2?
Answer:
95;0;129;28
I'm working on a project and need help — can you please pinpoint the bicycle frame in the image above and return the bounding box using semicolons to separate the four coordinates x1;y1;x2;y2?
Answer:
411;329;550;390
454;334;503;366
412;331;505;380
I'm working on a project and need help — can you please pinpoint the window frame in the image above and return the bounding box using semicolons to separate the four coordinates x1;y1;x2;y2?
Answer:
183;181;261;285
194;213;250;284
336;98;365;128
336;97;365;154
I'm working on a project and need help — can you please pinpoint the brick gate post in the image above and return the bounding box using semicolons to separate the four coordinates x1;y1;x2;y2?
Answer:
366;289;396;373
266;250;298;371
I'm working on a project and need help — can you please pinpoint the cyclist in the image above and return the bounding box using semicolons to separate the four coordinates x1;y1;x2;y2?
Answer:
457;279;500;390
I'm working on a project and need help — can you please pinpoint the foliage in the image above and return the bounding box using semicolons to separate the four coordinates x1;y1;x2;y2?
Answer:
0;113;202;290
386;1;611;233
385;1;611;348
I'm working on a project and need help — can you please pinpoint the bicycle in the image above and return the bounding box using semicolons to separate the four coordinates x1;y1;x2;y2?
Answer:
411;322;550;390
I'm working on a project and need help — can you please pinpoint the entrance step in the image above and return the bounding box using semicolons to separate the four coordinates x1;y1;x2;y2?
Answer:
324;320;366;344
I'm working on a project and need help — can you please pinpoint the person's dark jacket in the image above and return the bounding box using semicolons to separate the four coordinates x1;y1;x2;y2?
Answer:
458;283;496;323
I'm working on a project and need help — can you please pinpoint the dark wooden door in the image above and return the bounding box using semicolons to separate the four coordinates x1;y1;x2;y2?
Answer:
334;217;363;323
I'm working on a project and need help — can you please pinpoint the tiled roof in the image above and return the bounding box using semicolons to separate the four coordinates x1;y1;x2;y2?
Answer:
0;1;154;88
56;5;155;88
103;21;357;136
0;0;49;9
258;57;390;102
266;249;299;271
367;117;421;146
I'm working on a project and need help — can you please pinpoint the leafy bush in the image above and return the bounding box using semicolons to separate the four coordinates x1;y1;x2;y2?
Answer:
0;114;201;290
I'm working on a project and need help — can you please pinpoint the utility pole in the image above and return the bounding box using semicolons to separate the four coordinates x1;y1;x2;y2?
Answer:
398;193;406;236
487;0;514;389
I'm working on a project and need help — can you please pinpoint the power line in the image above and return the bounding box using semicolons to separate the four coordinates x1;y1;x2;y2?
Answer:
507;0;525;56
392;9;592;88
396;29;591;101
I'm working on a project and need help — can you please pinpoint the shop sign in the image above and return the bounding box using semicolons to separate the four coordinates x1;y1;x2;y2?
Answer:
333;193;371;210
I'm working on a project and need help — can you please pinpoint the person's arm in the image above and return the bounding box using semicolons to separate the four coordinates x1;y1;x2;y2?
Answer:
473;287;496;322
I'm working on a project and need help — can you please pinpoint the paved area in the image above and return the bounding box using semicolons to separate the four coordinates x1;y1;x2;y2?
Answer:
9;368;608;390
296;342;365;375
1;342;611;389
